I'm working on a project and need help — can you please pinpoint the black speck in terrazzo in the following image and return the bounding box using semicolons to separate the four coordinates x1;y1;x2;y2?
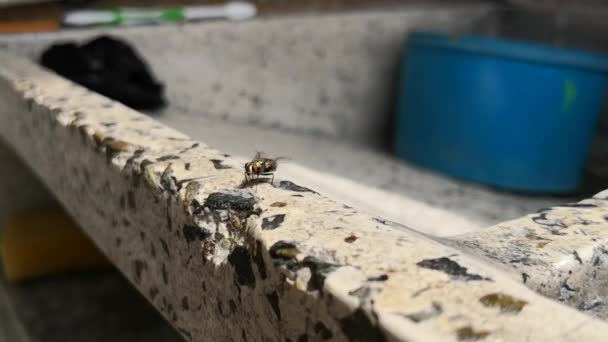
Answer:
254;240;268;280
210;159;231;169
182;296;189;311
183;224;212;243
266;291;281;320
204;192;258;212
184;162;191;170
314;322;333;340
159;238;170;258
367;274;389;282
300;256;339;291
149;287;159;300
416;257;491;281
127;191;136;211
133;260;147;283
532;213;567;228
275;181;318;194
228;246;256;288
339;309;386;342
161;263;168;285
157;155;180;162
262;214;286;230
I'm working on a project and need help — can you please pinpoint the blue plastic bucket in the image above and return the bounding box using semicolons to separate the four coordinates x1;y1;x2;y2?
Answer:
394;32;608;193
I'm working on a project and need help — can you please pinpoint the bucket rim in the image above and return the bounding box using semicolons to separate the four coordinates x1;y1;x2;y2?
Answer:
408;31;608;72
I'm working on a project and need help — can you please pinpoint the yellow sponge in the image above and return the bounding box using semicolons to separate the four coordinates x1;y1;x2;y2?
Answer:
0;208;111;283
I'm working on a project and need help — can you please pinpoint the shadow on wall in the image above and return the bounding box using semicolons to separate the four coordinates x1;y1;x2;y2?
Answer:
0;139;56;227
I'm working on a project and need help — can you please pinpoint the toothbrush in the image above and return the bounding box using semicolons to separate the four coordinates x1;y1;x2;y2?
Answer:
63;1;257;27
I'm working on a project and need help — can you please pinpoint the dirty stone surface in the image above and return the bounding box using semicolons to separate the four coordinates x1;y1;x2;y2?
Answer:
3;51;608;341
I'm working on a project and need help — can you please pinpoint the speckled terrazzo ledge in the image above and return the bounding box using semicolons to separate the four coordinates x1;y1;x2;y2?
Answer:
444;191;608;320
2;52;608;341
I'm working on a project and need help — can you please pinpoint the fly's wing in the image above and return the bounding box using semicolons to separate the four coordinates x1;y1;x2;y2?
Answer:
253;151;263;160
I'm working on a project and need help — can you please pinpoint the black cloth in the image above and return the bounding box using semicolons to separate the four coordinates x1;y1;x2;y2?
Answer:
40;35;166;111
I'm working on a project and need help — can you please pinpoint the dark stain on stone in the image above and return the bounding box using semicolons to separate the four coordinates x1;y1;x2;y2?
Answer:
532;213;567;228
266;291;281;320
229;299;237;314
119;194;126;210
262;214;286;230
161;263;168;285
182;296;189;311
339;309;386;342
480;293;528;313
149;287;159;300
275;181;318;194
578;300;604;311
404;302;443;322
344;235;358;243
573;251;583;264
217;300;224;316
455;326;490;341
269;241;300;260
127;191;136;211
157;155;180;162
183;224;212;243
159;238;170;258
416;257;490;281
168;303;177;321
133;260;147;283
522;273;530;284
184;162;191;170
300;257;339;291
254;241;268;279
313;322;333;340
204;192;258;213
166;204;173;232
228;246;256;288
210;159;232;169
556;203;598;209
367;274;389;282
177;328;192;341
372;217;388;225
